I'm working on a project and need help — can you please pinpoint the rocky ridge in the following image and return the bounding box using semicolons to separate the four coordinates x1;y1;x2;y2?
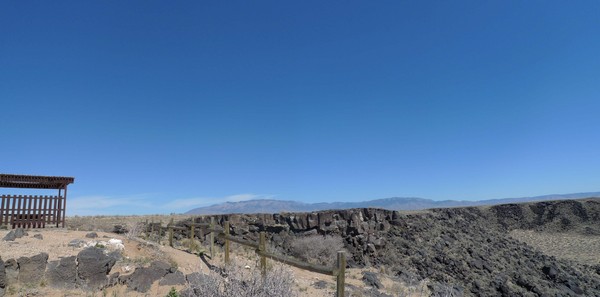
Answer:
179;198;600;296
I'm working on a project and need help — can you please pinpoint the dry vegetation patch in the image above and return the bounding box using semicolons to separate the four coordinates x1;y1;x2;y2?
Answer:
510;229;600;265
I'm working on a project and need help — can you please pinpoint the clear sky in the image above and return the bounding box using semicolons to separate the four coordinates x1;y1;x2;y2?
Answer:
1;1;599;215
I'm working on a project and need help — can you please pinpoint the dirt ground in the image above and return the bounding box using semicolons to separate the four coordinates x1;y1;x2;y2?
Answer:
0;227;412;297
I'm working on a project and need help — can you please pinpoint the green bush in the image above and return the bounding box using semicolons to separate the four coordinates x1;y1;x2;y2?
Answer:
166;287;180;297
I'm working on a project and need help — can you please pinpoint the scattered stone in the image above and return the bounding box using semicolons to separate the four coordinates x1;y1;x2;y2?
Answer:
86;232;98;238
77;247;117;288
68;239;86;248
33;234;43;240
13;228;28;238
2;232;16;242
1;228;28;241
46;256;77;288
112;225;128;234
542;265;558;280
312;280;328;289
17;253;48;284
362;271;383;289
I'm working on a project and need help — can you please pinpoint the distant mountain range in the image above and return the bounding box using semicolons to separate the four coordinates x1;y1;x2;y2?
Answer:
185;192;600;215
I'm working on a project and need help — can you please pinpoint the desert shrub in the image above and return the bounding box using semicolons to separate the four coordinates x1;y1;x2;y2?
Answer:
166;287;180;297
126;221;144;240
289;235;345;266
186;263;297;297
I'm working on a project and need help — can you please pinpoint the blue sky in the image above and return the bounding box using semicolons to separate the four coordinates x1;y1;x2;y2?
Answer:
1;1;599;215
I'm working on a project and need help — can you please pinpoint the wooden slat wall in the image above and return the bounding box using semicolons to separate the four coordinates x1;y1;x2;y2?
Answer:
0;195;64;228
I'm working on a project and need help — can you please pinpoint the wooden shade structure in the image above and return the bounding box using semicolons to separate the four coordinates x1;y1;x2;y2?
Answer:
0;174;74;228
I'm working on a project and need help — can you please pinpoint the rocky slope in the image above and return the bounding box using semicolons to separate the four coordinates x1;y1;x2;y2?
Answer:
180;198;600;296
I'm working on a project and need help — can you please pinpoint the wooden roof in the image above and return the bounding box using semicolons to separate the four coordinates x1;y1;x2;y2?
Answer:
0;174;74;189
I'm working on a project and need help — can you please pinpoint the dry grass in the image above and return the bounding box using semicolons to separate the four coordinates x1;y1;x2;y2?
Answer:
510;229;600;264
186;263;298;297
66;214;193;232
289;235;345;267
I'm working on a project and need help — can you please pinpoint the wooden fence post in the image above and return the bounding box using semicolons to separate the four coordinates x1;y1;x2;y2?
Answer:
169;224;174;247
224;221;230;264
199;223;204;244
210;217;214;258
190;224;195;251
336;251;346;297
259;231;266;277
158;221;162;244
145;219;149;238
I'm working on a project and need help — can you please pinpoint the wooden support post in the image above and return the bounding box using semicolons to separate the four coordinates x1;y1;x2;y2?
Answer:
259;231;266;277
169;218;174;247
224;221;230;264
336;251;346;297
210;217;214;258
62;186;68;228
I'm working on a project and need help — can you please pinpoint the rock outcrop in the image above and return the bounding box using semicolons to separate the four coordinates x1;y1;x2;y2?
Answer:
177;198;600;297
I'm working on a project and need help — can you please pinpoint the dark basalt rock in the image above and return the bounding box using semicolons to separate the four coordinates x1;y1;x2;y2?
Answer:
2;228;28;241
46;256;77;288
85;232;98;238
0;257;6;295
173;199;600;297
120;261;172;293
17;253;48;284
76;247;117;288
362;271;383;289
159;270;186;286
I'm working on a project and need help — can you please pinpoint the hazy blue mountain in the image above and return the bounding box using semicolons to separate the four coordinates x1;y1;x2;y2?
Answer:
185;192;600;215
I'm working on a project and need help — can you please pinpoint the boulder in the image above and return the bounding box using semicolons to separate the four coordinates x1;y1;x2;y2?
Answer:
46;256;77;288
17;253;48;284
13;228;28;238
362;271;383;289
185;272;207;284
112;225;129;234
85;232;98;238
77;247;116;288
2;232;15;242
68;239;86;248
1;228;27;241
3;259;17;283
0;257;6;293
120;261;172;293
159;270;186;286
